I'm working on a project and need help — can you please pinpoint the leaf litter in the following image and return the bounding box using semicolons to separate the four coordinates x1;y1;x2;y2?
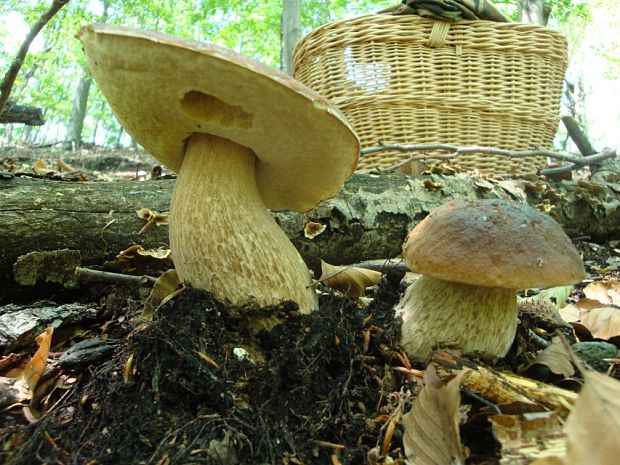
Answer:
0;235;619;464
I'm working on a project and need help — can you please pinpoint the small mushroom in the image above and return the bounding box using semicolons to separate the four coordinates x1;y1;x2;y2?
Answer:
78;25;359;317
395;199;585;360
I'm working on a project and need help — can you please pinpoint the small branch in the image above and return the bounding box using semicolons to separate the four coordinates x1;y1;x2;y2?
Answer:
360;142;617;175
75;266;158;286
0;0;70;115
562;115;596;156
350;258;407;273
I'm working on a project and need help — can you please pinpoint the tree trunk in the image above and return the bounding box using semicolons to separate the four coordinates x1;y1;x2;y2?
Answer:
21;125;33;144
280;0;301;75
520;0;550;25
1;172;618;300
63;74;92;150
115;126;124;148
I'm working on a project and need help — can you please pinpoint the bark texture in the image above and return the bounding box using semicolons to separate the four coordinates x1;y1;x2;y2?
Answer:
0;171;619;297
63;75;92;150
0;101;44;126
280;0;301;75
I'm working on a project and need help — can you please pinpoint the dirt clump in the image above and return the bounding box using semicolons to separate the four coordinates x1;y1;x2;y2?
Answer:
3;272;404;465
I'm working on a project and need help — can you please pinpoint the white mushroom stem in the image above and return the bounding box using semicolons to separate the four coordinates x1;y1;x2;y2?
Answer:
169;133;318;314
395;275;517;360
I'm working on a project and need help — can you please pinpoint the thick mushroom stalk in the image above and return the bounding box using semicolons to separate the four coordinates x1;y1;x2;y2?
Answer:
170;133;318;312
395;276;517;360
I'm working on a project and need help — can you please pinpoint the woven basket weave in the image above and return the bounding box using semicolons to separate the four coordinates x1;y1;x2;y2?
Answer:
293;14;568;174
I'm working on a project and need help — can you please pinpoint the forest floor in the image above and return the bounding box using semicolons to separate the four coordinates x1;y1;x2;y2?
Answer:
0;145;619;464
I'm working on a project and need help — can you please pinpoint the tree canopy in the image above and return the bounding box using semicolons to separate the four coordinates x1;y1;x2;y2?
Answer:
0;0;615;149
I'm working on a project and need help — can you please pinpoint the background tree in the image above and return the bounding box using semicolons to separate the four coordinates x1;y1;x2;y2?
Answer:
0;0;615;151
280;0;301;75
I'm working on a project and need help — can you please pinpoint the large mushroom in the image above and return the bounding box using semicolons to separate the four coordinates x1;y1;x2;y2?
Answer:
78;24;359;318
395;199;585;360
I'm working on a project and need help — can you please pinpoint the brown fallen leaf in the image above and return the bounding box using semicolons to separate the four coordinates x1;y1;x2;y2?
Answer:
580;306;620;340
319;260;382;297
56;159;75;173
4;327;54;402
143;269;180;319
563;371;620;464
520;337;575;378
20;327;54;396
583;280;620;306
401;366;465;465
32;159;50;174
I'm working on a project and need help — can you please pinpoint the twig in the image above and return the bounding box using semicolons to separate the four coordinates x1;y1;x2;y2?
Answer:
360;142;617;175
562;115;597;156
0;0;70;115
350;258;407;273
75;266;158;285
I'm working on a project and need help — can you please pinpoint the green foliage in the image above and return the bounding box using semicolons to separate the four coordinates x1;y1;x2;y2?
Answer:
0;0;610;147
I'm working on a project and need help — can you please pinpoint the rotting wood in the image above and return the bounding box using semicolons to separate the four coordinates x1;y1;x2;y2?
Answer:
0;171;619;299
0;101;45;126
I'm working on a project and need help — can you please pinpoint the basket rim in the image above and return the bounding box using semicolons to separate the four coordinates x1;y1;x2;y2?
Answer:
294;13;568;60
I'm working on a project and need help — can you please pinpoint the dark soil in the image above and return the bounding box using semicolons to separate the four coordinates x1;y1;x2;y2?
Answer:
2;271;414;465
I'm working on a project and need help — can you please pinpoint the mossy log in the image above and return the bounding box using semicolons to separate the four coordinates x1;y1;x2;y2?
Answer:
0;172;619;296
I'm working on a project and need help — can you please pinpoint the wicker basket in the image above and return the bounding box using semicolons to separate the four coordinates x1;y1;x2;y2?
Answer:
293;14;568;174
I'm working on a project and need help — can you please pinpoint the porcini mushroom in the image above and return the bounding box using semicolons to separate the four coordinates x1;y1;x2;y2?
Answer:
395;199;585;360
78;24;359;317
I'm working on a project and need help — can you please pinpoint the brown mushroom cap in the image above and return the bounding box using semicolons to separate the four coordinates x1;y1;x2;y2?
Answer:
78;24;359;212
402;199;586;289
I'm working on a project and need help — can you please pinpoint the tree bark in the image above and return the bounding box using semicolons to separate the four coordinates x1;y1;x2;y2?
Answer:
280;0;301;75
63;75;92;150
1;172;618;299
0;101;44;126
562;116;596;156
519;0;550;25
0;0;70;115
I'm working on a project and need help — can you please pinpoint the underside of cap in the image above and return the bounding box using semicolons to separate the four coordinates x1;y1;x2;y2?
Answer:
78;24;359;212
402;199;586;289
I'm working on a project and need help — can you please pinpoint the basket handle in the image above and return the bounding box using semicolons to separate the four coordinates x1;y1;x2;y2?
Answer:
426;21;451;48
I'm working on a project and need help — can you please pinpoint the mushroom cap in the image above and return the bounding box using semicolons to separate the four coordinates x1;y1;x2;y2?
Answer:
402;199;586;289
78;24;359;212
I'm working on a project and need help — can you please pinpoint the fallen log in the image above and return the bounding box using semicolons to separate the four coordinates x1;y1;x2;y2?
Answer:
0;171;619;300
0;101;45;126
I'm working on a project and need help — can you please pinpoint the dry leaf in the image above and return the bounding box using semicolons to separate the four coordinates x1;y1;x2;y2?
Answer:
584;281;620;306
489;411;566;464
580;306;620;340
303;222;326;239
32;159;50;174
14;327;54;398
563;371;620;465
530;457;565;465
559;304;582;323
56;159;74;173
402;366;465;465
319;260;381;297
143;269;180;318
520;337;575;378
